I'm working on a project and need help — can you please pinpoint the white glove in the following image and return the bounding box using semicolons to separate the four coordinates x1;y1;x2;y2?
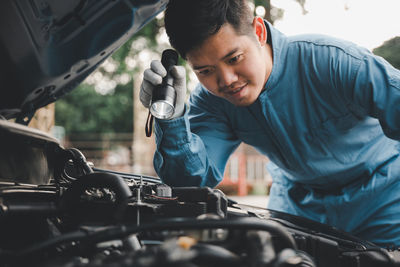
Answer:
139;60;186;119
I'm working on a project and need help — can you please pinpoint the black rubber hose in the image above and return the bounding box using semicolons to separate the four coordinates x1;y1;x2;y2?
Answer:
60;172;132;211
66;148;93;175
191;243;241;266
92;217;297;250
9;217;297;259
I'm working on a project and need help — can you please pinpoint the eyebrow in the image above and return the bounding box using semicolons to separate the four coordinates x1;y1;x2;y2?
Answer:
221;48;239;61
192;47;239;70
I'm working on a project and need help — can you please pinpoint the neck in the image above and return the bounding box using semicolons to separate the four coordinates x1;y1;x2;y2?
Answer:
262;42;273;88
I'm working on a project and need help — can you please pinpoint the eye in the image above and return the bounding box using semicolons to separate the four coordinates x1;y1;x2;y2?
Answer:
228;54;242;64
197;68;213;76
199;69;210;75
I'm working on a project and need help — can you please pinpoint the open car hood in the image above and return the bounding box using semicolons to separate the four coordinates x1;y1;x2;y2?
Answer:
0;0;167;123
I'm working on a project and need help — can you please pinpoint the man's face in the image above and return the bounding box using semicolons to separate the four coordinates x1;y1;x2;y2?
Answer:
186;18;272;106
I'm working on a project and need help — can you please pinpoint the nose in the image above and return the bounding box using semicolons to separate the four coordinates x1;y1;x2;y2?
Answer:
217;66;238;90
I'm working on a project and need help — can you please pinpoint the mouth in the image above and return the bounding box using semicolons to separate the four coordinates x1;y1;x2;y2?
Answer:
226;83;247;96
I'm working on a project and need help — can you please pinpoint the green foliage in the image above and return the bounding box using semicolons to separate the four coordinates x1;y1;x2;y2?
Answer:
373;36;400;69
252;0;307;25
55;83;133;133
111;19;161;75
55;20;161;134
253;0;281;24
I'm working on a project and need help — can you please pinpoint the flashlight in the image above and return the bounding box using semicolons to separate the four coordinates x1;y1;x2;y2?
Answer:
150;49;179;119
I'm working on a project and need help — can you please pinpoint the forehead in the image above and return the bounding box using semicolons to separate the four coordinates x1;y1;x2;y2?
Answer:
186;24;254;66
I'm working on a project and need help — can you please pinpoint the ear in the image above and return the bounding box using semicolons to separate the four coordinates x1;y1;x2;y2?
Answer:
252;16;267;46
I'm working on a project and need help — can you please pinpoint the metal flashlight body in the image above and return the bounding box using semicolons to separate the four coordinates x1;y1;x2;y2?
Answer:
150;49;179;119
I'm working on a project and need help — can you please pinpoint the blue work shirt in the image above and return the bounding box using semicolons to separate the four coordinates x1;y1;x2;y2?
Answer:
154;22;400;246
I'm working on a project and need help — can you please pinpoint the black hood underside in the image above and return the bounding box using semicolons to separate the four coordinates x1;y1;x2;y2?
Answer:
0;0;167;124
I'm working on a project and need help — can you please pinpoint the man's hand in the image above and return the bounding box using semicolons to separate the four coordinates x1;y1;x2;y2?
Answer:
140;60;186;119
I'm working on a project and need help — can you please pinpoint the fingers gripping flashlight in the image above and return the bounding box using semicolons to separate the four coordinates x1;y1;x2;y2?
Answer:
150;49;179;119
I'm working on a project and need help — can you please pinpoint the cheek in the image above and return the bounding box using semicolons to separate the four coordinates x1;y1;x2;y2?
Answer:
237;58;257;78
241;59;263;84
198;76;219;94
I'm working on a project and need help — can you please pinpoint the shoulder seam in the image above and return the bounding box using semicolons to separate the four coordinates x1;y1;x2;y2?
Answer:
288;38;365;61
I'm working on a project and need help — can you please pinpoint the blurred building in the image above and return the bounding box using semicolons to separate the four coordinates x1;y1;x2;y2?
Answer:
218;143;272;196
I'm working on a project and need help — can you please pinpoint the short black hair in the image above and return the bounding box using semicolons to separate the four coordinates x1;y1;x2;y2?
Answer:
164;0;254;59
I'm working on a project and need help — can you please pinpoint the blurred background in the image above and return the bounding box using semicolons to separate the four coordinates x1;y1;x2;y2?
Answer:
29;0;400;199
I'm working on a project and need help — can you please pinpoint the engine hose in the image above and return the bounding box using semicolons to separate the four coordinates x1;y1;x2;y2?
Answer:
59;172;132;213
191;243;241;266
10;217;297;259
66;148;93;175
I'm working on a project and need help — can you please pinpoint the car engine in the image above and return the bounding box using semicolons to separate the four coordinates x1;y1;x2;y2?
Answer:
1;119;400;267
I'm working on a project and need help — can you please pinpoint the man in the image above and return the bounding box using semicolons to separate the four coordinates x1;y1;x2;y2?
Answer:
139;0;400;247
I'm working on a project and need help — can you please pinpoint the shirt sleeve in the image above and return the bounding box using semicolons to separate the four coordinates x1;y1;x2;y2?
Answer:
337;47;400;140
153;86;240;187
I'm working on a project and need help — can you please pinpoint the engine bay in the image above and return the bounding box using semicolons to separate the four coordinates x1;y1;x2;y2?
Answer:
1;120;400;267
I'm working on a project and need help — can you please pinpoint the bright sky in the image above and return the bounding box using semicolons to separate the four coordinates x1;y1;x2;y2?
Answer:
271;0;400;50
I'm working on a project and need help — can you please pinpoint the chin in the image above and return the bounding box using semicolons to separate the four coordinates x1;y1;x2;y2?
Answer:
231;98;256;107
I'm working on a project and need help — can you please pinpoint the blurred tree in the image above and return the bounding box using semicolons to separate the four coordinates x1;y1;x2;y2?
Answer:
253;0;307;24
55;19;162;134
29;104;55;133
55;83;133;133
373;36;400;69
